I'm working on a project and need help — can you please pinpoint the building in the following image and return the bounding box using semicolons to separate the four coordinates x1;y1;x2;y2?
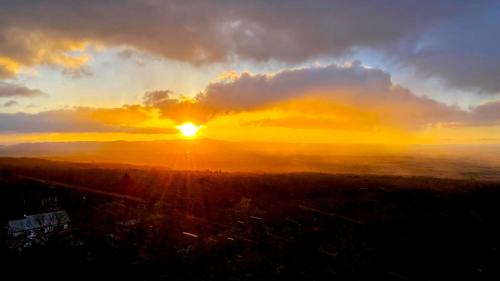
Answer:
7;210;71;249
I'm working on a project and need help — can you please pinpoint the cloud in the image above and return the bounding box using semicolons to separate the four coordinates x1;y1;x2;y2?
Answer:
0;1;468;64
468;101;500;126
2;100;18;107
0;57;22;79
0;66;16;79
62;66;93;79
143;90;174;106
0;106;175;134
192;63;466;129
240;115;377;131
1;63;499;135
199;62;392;110
144;63;500;130
0;82;45;98
0;27;89;76
143;90;217;124
387;3;500;93
0;1;498;93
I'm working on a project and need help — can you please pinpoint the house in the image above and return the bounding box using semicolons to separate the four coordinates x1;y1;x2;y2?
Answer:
7;210;71;249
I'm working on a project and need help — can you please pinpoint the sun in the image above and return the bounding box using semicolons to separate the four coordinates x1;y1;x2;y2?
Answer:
177;123;200;137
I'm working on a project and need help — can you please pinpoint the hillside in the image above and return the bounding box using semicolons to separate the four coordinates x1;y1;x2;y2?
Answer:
1;141;500;180
1;158;500;280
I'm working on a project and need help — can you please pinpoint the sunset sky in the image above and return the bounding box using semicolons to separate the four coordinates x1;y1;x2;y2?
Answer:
1;1;500;145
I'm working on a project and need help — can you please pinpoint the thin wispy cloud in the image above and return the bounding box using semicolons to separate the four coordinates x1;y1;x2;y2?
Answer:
0;82;45;98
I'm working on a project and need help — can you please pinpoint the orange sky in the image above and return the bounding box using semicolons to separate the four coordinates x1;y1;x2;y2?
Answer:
1;1;500;146
1;98;499;145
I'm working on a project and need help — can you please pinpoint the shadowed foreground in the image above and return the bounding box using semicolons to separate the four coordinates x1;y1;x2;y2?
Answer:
1;158;500;280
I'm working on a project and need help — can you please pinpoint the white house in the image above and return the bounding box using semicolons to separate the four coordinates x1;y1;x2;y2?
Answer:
7;210;71;249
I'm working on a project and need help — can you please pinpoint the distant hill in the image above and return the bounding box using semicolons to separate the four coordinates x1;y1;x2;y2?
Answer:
1;139;500;180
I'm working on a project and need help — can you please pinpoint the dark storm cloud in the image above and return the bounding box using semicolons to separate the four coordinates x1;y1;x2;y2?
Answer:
0;1;498;93
0;82;45;98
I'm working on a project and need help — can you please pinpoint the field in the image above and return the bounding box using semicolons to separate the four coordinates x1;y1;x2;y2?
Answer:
1;158;500;280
